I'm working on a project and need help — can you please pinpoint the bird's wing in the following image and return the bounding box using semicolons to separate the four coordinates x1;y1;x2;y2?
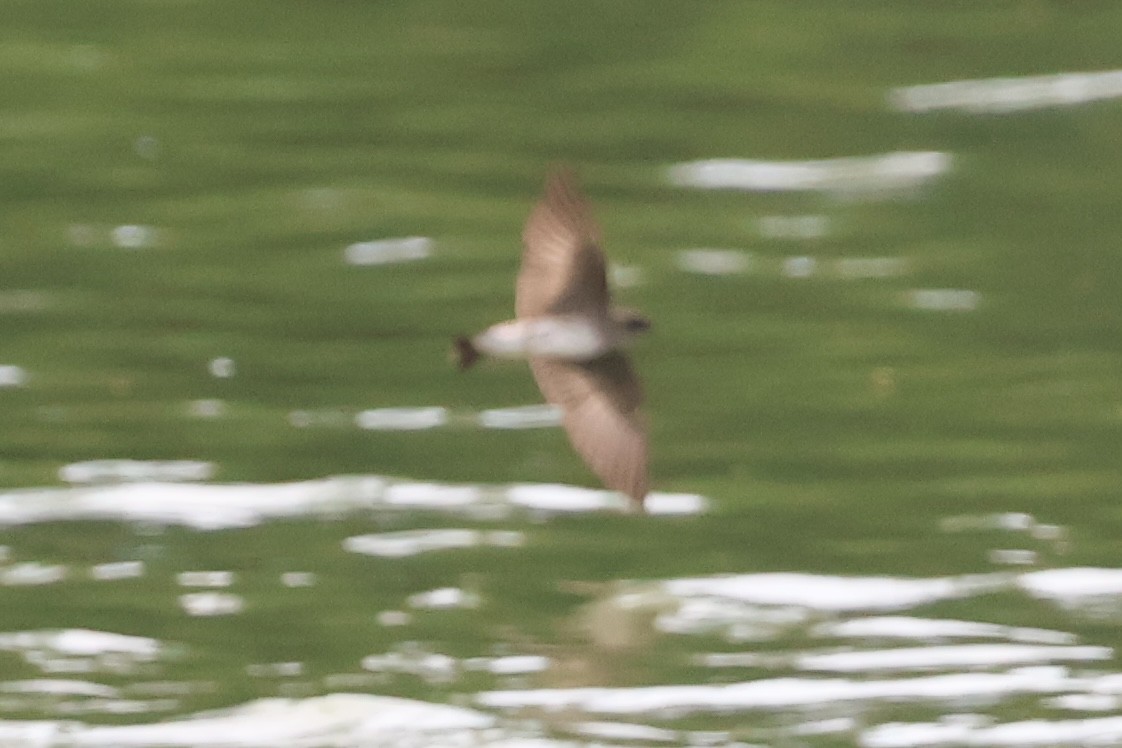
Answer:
530;352;647;506
516;168;610;319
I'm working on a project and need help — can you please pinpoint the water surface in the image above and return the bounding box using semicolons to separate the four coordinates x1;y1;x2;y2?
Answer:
2;2;1122;745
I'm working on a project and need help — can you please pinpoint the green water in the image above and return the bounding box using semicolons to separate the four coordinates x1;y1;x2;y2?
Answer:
2;1;1122;741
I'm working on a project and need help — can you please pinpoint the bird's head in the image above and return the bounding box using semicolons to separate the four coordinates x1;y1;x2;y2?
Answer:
612;308;652;338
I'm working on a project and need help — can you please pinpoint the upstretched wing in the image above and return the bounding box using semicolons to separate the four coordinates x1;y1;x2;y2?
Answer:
530;352;647;507
516;168;610;319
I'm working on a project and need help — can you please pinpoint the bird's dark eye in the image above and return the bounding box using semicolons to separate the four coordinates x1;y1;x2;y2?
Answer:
626;316;651;333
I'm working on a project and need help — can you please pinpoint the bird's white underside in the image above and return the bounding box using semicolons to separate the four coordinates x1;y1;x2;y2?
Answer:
474;317;613;362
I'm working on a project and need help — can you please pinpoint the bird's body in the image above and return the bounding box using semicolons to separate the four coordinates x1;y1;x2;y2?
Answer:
469;314;627;362
455;168;650;510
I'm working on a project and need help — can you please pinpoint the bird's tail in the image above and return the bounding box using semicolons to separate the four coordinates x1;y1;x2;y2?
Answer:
452;335;480;370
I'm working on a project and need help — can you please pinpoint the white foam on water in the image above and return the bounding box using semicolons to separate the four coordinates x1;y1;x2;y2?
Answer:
343;236;432;266
288;408;352;429
989;549;1037;566
569;720;680;743
280;571;316;588
207;357;235;379
506;483;623;513
793;644;1110;673
674;248;752;276
89;561;146;582
694;644;1109;674
940;511;1040;533
812;616;1077;645
287;410;312;428
0;693;509;748
891;69;1122;114
0;680;118;698
477;404;562;430
0;563;66;587
133;135;161;161
905;289;981;312
361;648;459;684
176;571;234;588
179;593;244;617
298;187;344;213
464;655;550;676
383;481;483;508
375;611;412;627
0;629;164;677
782;255;817;278
0;480;365;530
1032;523;1065;541
602;573;1013;643
355;407;448;431
59;460;215;485
0;680;179;721
407;587;480;610
0;696;175;719
861;718;986;748
1019;567;1122;608
657;597;809;641
344;529;523;559
0;365;28;388
861;714;1122;747
1044;693;1121;712
361;644;550;686
1087;672;1122;695
994;512;1035;531
320;674;381;691
187;399;226;419
245;662;303;678
0;475;709;530
507;484;707;516
791;717;858;736
758;215;830;240
0;290;50;314
111;224;156;249
549;568;1122;736
692;652;772;668
0;630;161;660
477;666;1076;716
668;152;951;197
126;682;202;699
661;572;1006;613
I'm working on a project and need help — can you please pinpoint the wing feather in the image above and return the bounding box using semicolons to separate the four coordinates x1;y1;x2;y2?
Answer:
516;168;610;319
530;353;647;506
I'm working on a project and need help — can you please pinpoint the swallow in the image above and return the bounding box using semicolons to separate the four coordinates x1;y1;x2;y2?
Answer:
455;168;651;510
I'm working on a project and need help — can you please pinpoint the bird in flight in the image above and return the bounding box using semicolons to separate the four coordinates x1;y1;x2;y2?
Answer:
454;168;651;510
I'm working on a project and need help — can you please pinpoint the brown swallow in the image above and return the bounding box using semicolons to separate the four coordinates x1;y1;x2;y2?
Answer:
454;168;651;509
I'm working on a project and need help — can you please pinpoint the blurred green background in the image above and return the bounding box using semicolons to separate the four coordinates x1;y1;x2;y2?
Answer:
4;0;1120;502
2;0;1122;736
